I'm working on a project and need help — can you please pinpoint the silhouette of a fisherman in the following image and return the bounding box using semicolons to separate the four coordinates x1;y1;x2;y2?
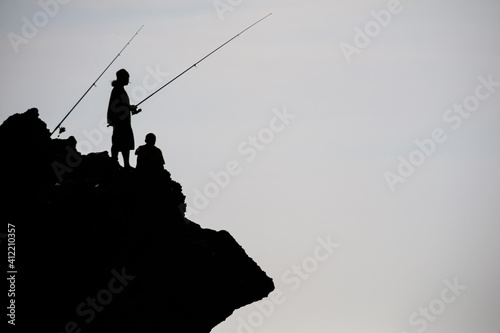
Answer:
107;69;140;168
135;133;165;172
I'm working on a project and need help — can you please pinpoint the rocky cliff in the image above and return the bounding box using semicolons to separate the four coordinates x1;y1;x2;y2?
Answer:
1;109;274;332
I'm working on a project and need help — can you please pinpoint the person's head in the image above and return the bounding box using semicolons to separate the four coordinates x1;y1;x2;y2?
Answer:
112;69;130;87
145;133;156;145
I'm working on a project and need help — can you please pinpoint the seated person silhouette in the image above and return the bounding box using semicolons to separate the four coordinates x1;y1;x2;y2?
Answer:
135;133;165;172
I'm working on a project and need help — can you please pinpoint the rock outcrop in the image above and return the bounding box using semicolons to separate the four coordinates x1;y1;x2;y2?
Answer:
1;109;274;332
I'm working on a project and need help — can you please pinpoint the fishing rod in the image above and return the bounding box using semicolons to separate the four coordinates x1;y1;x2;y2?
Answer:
51;25;144;136
136;13;272;107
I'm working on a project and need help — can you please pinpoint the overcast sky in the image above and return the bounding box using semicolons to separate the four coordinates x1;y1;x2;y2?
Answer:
2;1;500;332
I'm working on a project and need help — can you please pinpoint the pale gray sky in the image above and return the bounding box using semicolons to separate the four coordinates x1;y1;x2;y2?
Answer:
2;0;500;332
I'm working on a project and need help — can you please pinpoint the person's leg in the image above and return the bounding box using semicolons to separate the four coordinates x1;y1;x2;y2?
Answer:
111;126;119;164
122;150;131;168
111;146;119;161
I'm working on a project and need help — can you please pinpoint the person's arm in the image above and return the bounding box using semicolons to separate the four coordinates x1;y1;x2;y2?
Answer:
160;151;165;165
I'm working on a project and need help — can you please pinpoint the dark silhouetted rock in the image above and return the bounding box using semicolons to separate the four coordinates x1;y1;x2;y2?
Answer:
0;109;274;332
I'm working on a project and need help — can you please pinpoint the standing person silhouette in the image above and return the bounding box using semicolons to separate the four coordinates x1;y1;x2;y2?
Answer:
107;69;140;168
